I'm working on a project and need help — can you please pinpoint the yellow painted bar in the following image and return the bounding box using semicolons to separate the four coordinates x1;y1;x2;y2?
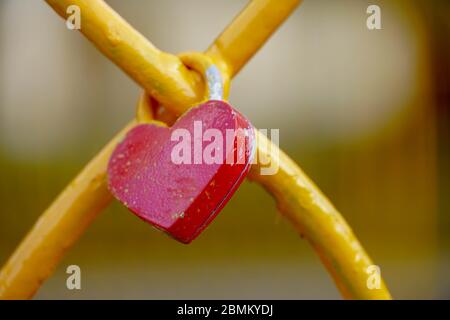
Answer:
249;132;390;299
207;0;302;76
46;0;204;116
0;0;391;299
0;120;134;299
0;94;152;300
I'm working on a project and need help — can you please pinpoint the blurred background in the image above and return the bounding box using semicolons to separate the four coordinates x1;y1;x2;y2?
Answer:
0;0;449;299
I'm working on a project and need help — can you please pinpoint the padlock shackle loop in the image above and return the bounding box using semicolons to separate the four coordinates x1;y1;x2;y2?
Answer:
179;52;228;102
135;53;227;123
204;65;224;101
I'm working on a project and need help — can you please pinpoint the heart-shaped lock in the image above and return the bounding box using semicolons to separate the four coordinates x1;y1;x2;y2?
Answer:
107;56;255;243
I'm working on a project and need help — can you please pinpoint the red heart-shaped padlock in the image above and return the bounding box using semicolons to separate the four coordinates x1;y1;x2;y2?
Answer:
107;100;255;243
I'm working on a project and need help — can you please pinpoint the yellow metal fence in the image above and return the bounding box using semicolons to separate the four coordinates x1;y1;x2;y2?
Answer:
0;0;391;300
